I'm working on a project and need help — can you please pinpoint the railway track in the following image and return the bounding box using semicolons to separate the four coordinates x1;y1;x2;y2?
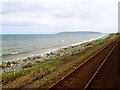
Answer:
84;41;119;88
49;38;119;89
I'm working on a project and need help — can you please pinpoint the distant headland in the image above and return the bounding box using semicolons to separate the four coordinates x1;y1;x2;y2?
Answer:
57;31;102;34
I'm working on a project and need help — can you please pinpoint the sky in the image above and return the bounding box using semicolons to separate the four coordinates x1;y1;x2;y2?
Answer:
0;0;119;34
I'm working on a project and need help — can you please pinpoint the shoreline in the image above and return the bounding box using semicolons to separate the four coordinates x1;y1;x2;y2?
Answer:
1;34;107;63
1;34;107;74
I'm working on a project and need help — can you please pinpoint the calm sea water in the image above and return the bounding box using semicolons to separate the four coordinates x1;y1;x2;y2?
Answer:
1;33;103;62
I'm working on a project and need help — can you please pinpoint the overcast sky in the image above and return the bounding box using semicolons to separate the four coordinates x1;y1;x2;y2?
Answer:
0;0;119;34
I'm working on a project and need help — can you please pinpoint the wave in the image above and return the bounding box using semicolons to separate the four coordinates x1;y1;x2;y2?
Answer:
1;51;31;57
11;52;18;55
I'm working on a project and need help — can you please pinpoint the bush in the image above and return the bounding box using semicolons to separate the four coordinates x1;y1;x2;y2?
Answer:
116;33;120;35
85;42;93;46
22;63;34;69
106;33;116;39
94;40;103;44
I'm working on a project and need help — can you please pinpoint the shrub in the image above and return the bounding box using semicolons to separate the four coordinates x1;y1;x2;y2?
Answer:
94;40;103;44
22;63;34;69
116;33;120;35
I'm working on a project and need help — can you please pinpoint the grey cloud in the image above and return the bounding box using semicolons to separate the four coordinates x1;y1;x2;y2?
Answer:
1;0;118;34
2;2;25;14
2;2;47;14
2;21;46;26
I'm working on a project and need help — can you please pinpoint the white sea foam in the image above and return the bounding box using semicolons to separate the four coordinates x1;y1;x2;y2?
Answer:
71;34;107;46
11;52;18;55
61;40;65;42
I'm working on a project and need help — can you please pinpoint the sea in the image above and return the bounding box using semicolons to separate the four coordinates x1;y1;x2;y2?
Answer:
1;32;105;63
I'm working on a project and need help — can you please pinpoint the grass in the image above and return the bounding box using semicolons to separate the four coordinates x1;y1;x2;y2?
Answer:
94;39;104;44
2;68;32;85
22;62;34;69
1;33;119;88
2;59;61;87
106;33;117;39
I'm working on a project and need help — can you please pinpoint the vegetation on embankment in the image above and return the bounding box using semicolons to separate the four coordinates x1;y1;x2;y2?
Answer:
1;33;119;88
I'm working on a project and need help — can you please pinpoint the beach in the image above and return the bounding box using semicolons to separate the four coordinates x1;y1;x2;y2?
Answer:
1;33;103;62
1;34;107;74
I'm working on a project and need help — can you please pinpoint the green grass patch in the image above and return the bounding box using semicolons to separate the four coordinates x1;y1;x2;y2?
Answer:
106;33;117;39
94;39;104;44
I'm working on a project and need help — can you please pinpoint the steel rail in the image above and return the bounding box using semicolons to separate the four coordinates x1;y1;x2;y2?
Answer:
84;42;118;89
49;39;118;89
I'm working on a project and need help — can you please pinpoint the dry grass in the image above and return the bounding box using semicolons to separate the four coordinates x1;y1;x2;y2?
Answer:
3;69;49;88
2;59;61;88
